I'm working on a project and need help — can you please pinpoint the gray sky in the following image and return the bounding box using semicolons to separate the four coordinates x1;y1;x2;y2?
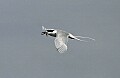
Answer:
0;0;120;78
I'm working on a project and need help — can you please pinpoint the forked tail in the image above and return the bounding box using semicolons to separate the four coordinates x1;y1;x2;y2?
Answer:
69;33;90;42
75;36;95;42
75;36;95;41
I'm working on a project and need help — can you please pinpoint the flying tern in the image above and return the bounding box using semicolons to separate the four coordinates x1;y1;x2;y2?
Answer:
41;26;95;53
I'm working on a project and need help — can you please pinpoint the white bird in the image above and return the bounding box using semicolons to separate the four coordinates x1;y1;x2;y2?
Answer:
41;26;95;53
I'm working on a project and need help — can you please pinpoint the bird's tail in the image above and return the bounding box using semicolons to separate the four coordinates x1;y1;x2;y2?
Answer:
75;36;95;41
75;36;95;42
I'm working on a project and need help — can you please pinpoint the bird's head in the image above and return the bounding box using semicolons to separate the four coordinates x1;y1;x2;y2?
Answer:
41;26;57;37
41;26;48;36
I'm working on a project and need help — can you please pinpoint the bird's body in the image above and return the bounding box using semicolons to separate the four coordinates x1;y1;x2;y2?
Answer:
41;26;95;53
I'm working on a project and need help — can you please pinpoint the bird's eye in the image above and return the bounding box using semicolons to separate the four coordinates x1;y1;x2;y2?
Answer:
47;30;54;32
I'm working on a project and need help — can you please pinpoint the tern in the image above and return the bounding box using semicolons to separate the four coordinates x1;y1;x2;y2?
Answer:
41;26;95;53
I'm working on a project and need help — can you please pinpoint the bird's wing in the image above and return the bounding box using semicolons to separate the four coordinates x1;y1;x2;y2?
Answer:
42;26;46;31
54;32;68;53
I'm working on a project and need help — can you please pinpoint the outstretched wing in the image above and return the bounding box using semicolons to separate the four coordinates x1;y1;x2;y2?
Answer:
54;31;68;53
42;26;46;31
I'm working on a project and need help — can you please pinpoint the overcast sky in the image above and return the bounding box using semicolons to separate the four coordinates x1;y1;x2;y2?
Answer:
0;0;120;78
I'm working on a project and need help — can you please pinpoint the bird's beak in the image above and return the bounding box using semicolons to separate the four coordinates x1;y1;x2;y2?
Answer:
41;32;48;36
41;32;45;35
